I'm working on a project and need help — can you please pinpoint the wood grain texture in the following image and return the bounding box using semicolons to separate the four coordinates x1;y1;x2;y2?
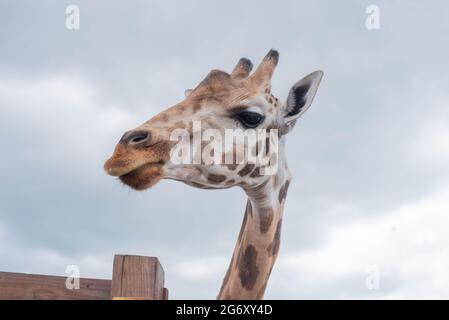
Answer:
0;272;111;300
162;287;169;300
111;255;165;299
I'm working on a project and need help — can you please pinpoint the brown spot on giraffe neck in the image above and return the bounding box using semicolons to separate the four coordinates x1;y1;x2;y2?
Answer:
278;180;290;204
208;174;227;183
237;244;259;290
259;207;274;233
249;166;261;178
226;163;239;171
238;164;255;176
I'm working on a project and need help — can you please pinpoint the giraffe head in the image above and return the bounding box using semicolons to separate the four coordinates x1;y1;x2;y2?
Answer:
104;50;323;190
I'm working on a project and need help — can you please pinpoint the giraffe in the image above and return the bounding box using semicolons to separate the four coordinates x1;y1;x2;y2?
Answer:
104;50;323;299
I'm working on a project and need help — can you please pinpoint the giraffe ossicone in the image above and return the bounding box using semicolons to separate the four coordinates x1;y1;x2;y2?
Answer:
104;50;323;299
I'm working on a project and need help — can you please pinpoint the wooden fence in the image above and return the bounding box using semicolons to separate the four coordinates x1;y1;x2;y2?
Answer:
0;255;168;300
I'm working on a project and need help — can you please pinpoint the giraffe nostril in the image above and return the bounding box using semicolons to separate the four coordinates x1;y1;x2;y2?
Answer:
120;130;150;145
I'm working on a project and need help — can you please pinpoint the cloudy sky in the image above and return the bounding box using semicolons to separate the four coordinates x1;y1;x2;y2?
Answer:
1;0;449;299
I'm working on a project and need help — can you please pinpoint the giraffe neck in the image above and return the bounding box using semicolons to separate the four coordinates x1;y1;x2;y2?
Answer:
217;161;291;300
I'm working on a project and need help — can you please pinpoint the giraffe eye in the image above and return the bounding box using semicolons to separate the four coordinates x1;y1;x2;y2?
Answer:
235;111;265;128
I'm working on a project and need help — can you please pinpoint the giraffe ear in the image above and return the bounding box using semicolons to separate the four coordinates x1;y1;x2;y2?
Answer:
284;70;323;124
184;89;193;98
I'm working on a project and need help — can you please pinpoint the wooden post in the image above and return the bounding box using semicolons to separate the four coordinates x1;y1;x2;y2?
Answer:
111;255;167;300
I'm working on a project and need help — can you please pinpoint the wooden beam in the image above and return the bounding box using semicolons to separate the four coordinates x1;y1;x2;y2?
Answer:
0;272;111;300
111;255;165;300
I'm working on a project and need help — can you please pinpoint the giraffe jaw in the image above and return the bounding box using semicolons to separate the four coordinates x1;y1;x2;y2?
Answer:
104;140;170;190
118;161;165;191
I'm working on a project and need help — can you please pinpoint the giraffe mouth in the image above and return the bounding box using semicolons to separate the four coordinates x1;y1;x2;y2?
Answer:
118;161;166;190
